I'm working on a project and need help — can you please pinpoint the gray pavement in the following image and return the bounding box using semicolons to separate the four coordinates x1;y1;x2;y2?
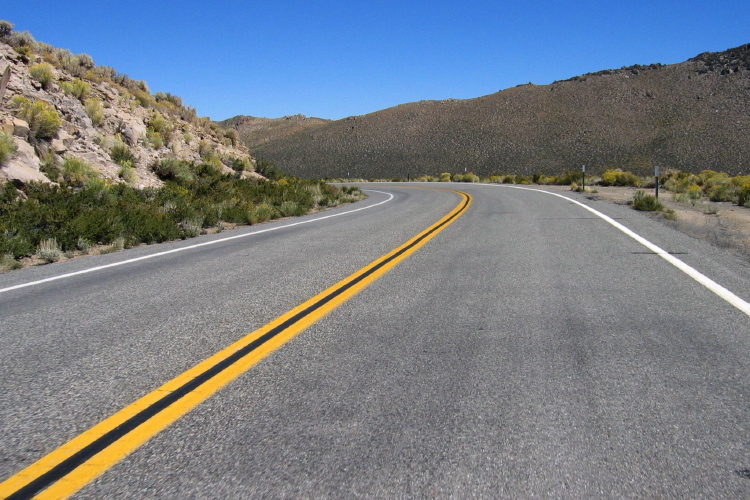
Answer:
2;184;750;498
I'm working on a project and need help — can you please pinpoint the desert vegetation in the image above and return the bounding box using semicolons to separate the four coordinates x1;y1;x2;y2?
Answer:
0;158;362;269
343;167;750;219
0;21;364;271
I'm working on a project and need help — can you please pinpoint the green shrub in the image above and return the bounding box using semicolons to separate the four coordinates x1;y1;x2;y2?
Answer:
152;158;194;183
145;128;164;149
0;227;34;260
0;132;17;165
61;156;99;188
8;30;35;49
224;129;240;146
10;96;62;141
198;139;212;158
0;20;13;39
704;173;735;202
279;201;302;217
110;140;137;167
133;89;156;108
737;181;750;208
37;238;63;263
247;203;276;224
179;216;204;238
664;170;700;193
0;253;22;271
84;98;104;127
230;157;252;173
118;164;137;185
456;173;479;183
59;78;91;101
76;237;92;254
602;169;641;187
30;63;55;90
255;158;282;180
631;190;664;211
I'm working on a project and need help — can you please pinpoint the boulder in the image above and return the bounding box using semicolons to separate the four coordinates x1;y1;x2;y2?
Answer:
50;138;67;154
12;118;29;139
1;116;13;135
1;137;49;185
119;118;147;146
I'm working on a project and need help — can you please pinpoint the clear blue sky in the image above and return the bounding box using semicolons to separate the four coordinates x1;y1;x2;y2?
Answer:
4;1;749;121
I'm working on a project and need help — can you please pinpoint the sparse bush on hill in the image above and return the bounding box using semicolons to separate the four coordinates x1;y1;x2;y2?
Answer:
59;78;91;102
83;97;104;126
110;140;137;167
0;132;17;165
10;96;62;141
0;20;13;39
29;62;55;89
61;156;99;188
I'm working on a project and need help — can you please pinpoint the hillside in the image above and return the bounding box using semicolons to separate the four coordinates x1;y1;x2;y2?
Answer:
0;22;258;188
218;114;330;150
247;44;750;179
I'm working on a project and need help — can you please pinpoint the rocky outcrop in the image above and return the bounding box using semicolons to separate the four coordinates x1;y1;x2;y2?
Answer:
0;38;256;188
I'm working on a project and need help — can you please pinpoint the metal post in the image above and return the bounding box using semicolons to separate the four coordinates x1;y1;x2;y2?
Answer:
581;164;586;192
655;165;660;199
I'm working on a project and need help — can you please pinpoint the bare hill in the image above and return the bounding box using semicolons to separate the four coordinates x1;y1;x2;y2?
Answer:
250;44;750;179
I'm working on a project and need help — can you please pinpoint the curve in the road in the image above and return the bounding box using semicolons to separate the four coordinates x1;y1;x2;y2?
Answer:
0;190;395;295
503;185;750;318
0;188;471;500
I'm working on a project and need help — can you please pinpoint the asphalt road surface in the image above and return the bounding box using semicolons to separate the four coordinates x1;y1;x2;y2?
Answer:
2;183;750;498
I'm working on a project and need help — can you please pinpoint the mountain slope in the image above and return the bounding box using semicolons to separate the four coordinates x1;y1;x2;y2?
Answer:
218;114;330;151
249;44;750;179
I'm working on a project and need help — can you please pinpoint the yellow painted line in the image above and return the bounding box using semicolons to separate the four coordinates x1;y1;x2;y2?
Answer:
0;188;471;500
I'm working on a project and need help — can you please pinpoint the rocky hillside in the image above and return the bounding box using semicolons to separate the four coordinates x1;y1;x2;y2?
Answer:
0;22;257;188
246;44;750;179
218;114;330;151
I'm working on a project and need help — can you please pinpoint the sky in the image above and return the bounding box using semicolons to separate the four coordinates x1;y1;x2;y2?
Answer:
3;1;749;121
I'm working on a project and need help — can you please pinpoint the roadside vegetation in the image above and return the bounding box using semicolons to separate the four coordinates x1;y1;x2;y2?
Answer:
346;168;750;218
0;159;362;271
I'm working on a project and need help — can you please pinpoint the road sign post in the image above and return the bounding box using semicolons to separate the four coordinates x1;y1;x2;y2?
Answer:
581;164;586;192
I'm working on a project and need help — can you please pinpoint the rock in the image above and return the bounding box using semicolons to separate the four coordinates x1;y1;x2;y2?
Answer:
1;116;13;135
118;118;146;145
56;129;74;147
0;137;49;185
12;118;29;139
50;138;67;154
11;138;41;170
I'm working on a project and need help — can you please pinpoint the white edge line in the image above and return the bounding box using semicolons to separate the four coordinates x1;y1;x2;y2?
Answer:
0;190;394;294
496;184;750;318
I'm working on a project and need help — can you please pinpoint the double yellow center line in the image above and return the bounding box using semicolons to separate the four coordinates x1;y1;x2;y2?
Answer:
0;188;471;500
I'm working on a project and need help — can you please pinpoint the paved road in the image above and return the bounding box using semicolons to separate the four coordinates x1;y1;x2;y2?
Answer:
2;184;750;498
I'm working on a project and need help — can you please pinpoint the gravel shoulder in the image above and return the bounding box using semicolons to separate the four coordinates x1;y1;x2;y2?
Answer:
543;184;750;261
